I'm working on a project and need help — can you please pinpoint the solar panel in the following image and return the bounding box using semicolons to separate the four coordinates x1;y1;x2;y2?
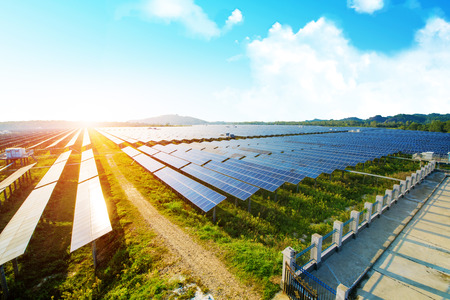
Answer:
46;129;77;148
133;153;166;173
138;145;159;156
154;167;226;212
171;149;211;166
65;129;81;148
82;128;91;147
0;182;57;265
204;160;283;192
0;163;36;193
153;152;190;169
35;151;71;189
81;149;94;162
54;150;72;165
181;164;259;200
79;157;99;183
70;176;112;252
151;144;173;153
122;146;141;158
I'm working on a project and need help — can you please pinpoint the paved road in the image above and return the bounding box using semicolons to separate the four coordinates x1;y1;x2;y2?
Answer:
356;175;450;299
308;171;447;294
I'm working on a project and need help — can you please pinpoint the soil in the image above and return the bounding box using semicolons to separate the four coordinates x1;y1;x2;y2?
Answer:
106;156;261;300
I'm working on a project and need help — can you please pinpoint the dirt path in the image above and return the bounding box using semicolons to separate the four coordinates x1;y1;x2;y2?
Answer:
106;156;261;300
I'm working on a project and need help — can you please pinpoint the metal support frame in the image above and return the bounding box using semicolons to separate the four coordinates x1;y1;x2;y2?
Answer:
12;259;19;278
0;265;8;297
92;241;98;269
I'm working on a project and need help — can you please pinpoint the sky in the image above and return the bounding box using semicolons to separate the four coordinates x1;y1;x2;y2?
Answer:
1;0;450;122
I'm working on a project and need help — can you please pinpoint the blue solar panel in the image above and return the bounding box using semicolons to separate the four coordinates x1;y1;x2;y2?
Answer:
204;160;283;192
138;145;159;156
223;158;303;184
153;152;190;169
171;149;211;166
153;167;226;212
133;153;165;173
181;164;259;200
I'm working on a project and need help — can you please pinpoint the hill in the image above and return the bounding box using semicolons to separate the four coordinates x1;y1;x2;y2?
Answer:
130;114;208;125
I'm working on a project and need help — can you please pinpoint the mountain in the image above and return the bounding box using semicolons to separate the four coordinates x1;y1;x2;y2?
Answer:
130;114;208;125
341;117;363;122
367;113;450;124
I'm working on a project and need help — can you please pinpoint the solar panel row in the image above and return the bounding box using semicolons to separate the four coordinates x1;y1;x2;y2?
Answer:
181;164;259;200
0;151;72;265
121;146;227;212
70;149;112;253
154;167;226;212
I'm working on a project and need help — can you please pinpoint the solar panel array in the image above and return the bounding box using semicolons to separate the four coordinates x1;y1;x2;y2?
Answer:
121;147;227;212
181;164;259;200
0;151;72;265
64;129;82;148
46;129;77;149
98;126;448;217
99;125;338;144
0;182;58;265
153;167;226;212
81;128;91;148
35;151;72;189
0;163;36;194
70;149;112;252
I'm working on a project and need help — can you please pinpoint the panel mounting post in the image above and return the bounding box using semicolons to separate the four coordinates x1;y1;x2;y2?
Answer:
92;241;98;269
0;265;8;297
12;259;19;278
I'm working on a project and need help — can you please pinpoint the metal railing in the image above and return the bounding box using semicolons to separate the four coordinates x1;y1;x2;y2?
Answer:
342;218;353;237
294;262;337;300
322;229;336;252
295;244;316;266
284;262;318;300
372;201;379;217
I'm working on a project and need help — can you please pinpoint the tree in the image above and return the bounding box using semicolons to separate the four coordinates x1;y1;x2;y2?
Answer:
429;120;444;132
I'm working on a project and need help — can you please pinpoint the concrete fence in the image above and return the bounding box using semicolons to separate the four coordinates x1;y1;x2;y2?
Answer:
282;161;436;299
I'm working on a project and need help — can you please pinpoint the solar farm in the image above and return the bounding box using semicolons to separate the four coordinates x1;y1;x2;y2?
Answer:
0;125;448;299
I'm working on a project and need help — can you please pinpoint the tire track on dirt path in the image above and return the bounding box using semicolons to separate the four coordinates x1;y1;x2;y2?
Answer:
107;156;261;300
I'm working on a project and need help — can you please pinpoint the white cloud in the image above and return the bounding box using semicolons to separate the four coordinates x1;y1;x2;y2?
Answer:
215;17;450;121
348;0;384;14
224;9;243;31
136;0;242;39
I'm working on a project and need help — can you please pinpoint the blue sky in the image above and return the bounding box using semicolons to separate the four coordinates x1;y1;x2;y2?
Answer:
1;0;449;122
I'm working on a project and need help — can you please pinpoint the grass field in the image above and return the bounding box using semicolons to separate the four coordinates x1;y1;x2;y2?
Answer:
0;131;423;299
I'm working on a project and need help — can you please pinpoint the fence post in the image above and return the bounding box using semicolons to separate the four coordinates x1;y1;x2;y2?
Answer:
281;247;295;287
393;184;400;202
364;202;373;226
400;180;406;196
411;173;417;187
350;210;360;237
333;221;343;251
416;170;422;183
336;284;350;300
406;176;411;191
376;195;384;216
310;234;323;268
385;189;393;209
